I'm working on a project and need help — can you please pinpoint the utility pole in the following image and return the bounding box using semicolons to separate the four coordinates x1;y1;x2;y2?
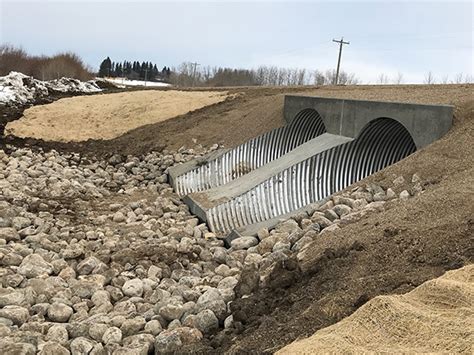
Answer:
332;37;350;85
143;67;148;87
191;62;200;87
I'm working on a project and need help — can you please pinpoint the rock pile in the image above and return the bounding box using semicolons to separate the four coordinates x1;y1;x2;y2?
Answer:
0;144;423;354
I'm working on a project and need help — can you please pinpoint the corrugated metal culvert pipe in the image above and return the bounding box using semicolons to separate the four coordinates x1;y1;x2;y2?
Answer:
207;118;417;234
175;109;326;195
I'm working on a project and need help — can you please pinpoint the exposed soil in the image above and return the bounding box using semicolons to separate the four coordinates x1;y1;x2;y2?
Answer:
1;83;473;353
5;90;229;142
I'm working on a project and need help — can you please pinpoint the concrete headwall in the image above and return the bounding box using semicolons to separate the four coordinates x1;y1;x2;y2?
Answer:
284;96;453;149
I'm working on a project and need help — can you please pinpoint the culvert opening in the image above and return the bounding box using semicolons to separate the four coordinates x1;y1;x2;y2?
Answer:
176;108;326;195
207;117;417;234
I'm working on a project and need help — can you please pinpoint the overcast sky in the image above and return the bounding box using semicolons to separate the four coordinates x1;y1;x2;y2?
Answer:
1;0;472;83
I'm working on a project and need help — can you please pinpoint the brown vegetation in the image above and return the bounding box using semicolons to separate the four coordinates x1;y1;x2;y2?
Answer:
0;44;93;81
278;265;473;354
5;90;229;142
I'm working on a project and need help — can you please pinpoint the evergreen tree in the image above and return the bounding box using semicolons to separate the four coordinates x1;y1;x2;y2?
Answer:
140;61;146;79
99;57;172;81
115;63;122;77
98;57;112;77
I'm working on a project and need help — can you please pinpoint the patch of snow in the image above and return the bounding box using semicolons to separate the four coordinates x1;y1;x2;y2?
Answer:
48;77;102;93
0;71;102;106
0;72;48;105
104;77;171;87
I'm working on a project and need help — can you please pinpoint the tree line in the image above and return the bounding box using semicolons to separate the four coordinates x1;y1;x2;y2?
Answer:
168;62;360;87
0;44;92;81
2;45;472;86
97;57;171;82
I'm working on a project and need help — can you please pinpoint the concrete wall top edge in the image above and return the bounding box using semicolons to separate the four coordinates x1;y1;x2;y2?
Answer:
284;95;455;110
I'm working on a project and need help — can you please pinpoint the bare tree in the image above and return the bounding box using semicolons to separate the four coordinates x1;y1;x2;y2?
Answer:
297;69;306;86
423;71;435;84
393;72;404;84
0;45;92;80
464;74;474;84
169;62;360;88
313;70;326;85
452;73;464;84
277;68;286;86
377;73;389;85
324;69;337;85
441;75;449;84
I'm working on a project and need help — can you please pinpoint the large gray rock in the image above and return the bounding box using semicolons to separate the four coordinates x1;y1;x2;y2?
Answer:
159;304;184;322
217;276;238;290
76;256;102;275
122;279;144;297
121;317;146;337
235;264;259;297
91;290;110;306
46;324;69;345
144;320;162;336
47;303;73;323
70;337;96;355
102;326;122;344
0;289;25;307
12;216;31;230
0;305;29;325
18;254;53;278
194;309;218;334
231;236;258;250
310;213;333;229
0;342;36;355
196;288;227;320
113;211;126;223
0;217;12;228
154;327;202;354
274;219;300;234
0;227;20;242
154;330;182;354
88;323;108;342
333;204;352;217
39;342;70;355
122;333;155;354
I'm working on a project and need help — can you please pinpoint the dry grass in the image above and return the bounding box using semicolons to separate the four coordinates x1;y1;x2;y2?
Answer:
278;265;474;354
5;90;229;142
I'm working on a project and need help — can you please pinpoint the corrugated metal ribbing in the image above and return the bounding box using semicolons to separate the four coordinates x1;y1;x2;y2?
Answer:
208;118;417;234
175;109;326;195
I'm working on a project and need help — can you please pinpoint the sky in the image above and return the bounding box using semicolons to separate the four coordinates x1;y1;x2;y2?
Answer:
1;0;473;83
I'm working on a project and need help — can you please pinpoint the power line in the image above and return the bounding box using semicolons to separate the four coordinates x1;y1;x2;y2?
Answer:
332;37;350;85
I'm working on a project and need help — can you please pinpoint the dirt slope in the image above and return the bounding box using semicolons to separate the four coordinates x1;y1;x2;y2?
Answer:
5;90;228;142
278;264;473;354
